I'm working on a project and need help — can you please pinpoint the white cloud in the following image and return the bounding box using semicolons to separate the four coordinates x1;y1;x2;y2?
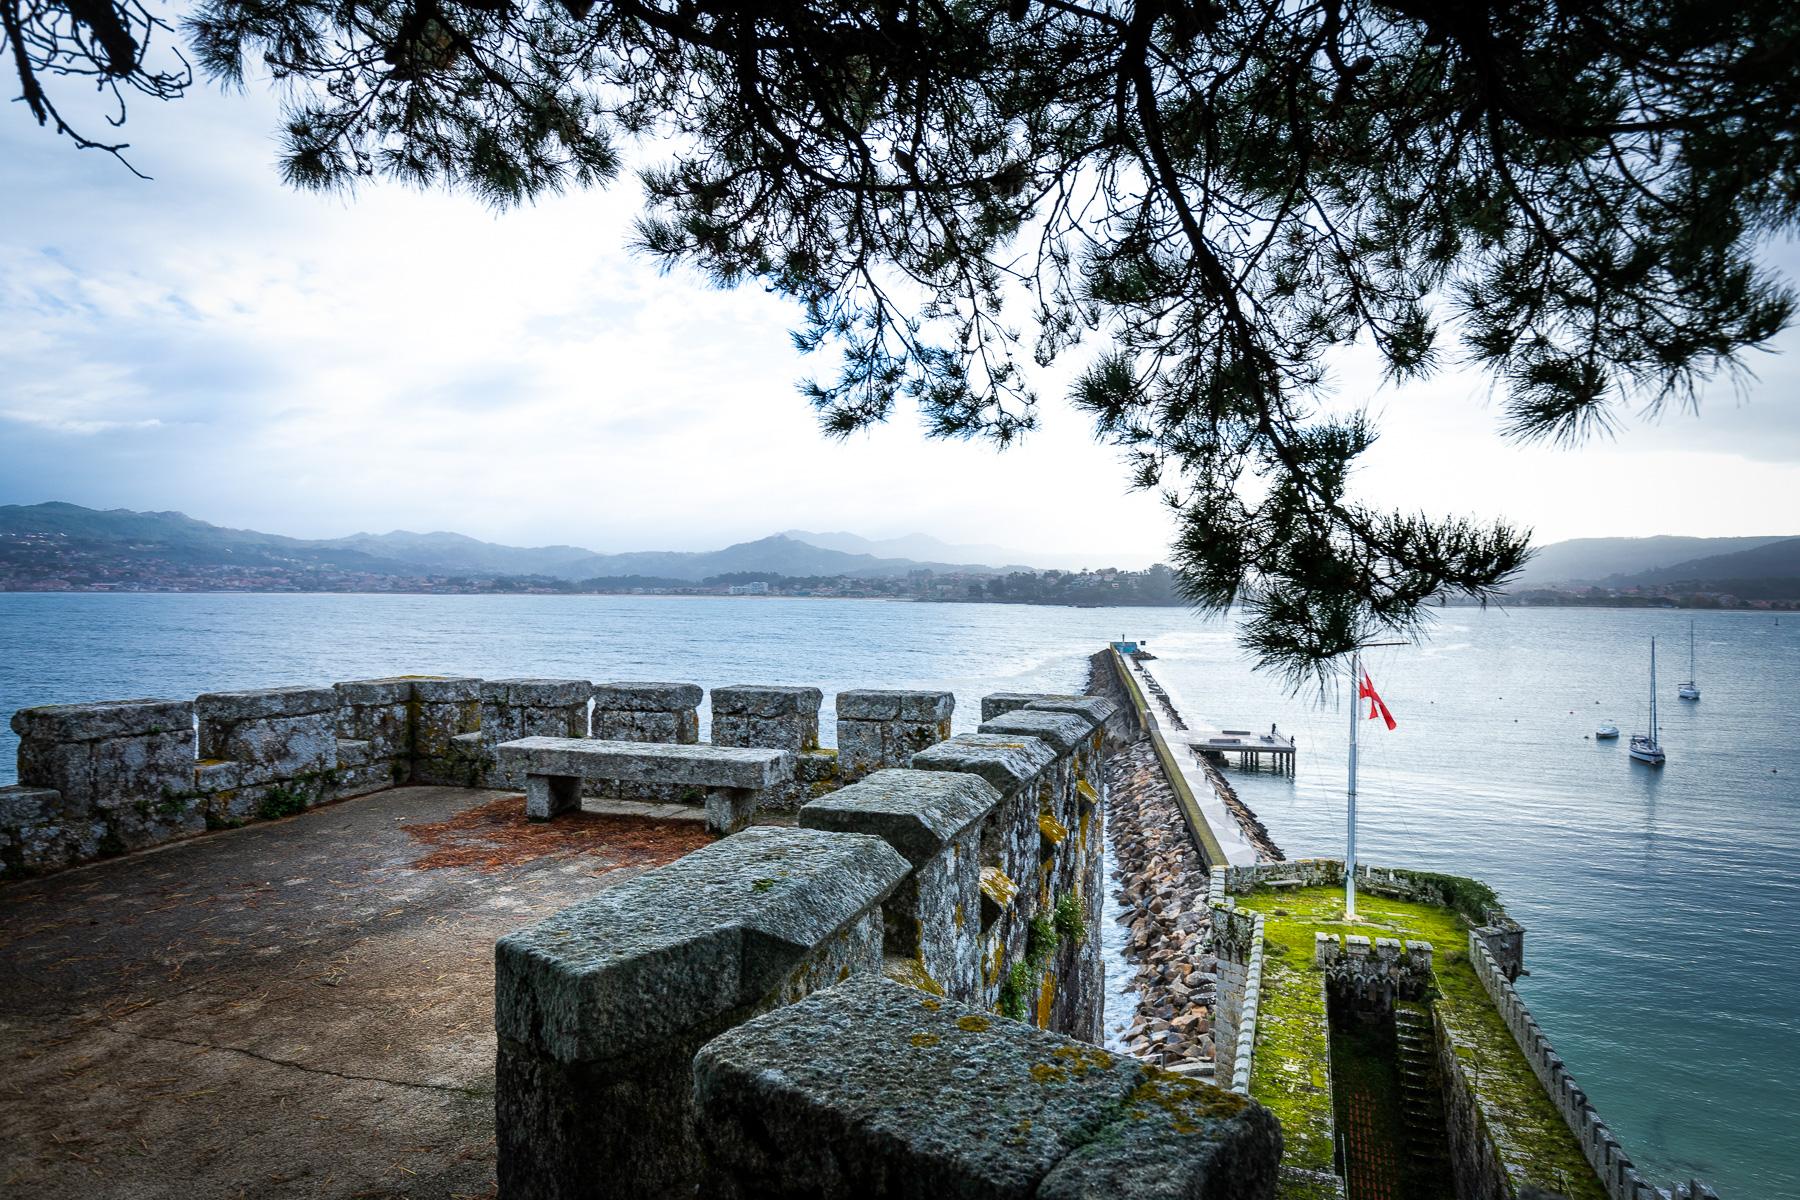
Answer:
1;70;1796;565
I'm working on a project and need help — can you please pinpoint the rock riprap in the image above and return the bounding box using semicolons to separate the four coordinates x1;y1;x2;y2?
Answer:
1106;737;1220;1073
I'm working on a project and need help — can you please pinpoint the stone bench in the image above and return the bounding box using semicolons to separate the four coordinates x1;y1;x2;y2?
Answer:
495;736;793;835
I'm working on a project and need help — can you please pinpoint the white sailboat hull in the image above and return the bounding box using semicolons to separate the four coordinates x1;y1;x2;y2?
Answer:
1629;737;1665;765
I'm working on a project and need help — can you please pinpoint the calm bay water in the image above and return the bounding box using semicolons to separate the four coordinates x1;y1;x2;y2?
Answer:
0;593;1793;1195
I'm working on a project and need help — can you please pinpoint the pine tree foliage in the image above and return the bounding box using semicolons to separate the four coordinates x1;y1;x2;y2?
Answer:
10;0;1800;682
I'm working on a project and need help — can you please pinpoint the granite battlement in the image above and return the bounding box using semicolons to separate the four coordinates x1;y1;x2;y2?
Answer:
1;678;1114;878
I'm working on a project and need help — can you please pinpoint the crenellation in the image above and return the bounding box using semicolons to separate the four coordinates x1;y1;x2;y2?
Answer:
799;767;995;999
493;825;908;1197
13;696;200;858
477;677;590;789
833;688;953;781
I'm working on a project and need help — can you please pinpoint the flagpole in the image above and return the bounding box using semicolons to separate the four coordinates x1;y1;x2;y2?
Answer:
1347;647;1359;919
1346;641;1406;921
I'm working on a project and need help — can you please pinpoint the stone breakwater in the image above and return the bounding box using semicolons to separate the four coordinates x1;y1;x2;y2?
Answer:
1199;753;1285;861
1102;736;1219;1073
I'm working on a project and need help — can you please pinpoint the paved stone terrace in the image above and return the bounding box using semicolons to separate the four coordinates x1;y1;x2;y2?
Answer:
0;785;712;1199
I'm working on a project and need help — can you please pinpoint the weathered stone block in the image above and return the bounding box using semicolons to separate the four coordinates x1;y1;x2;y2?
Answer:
11;698;194;743
712;686;822;752
195;685;336;722
979;691;1081;722
409;676;484;784
589;684;704;801
801;768;997;868
801;768;997;1001
1024;695;1119;729
592;681;703;712
482;678;591;708
15;698;200;854
834;690;956;781
0;785;100;877
692;976;1281;1199
495;826;908;1199
196;687;336;789
480;678;590;789
977;709;1095;758
834;689;954;723
909;733;1056;796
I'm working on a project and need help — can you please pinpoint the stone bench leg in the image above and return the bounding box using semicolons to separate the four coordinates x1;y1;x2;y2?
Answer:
704;787;760;836
526;774;582;821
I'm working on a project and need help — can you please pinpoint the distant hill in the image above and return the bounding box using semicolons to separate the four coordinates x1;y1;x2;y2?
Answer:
1511;535;1794;587
783;529;1038;571
0;503;1015;584
1604;537;1800;600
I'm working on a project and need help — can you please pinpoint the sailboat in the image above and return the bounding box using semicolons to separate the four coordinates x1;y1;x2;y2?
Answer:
1678;620;1701;701
1630;638;1667;766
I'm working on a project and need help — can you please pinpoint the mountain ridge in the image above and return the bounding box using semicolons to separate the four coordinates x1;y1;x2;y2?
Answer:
0;503;1026;582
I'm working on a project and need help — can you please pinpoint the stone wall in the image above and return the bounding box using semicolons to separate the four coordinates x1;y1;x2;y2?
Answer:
898;694;1113;1041
709;684;843;811
2;675;566;876
488;685;1280;1200
1208;903;1266;1095
1465;932;1705;1200
493;826;908;1198
1314;930;1435;1016
796;689;1117;1042
833;689;954;781
6;699;196;864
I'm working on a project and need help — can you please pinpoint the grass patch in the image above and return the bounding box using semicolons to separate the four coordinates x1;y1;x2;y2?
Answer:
1235;886;1605;1200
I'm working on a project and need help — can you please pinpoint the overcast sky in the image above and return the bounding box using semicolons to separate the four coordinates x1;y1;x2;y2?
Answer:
4;71;1798;567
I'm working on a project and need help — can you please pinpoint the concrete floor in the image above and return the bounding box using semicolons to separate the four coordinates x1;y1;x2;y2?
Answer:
0;786;712;1199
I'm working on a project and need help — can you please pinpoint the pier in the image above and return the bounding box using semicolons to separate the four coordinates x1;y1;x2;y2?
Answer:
1167;727;1296;774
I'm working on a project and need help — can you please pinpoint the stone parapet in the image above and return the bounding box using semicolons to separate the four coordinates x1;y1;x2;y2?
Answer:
710;685;822;752
909;713;1109;1040
800;768;998;999
0;785;97;876
591;681;701;744
1209;905;1266;1095
12;697;198;860
1464;931;1694;1200
333;677;418;797
979;691;1082;721
493;826;907;1199
478;678;590;790
833;688;954;781
407;676;484;786
692;975;1283;1199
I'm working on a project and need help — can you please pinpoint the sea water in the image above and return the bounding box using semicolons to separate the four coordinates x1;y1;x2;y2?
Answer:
0;593;1792;1195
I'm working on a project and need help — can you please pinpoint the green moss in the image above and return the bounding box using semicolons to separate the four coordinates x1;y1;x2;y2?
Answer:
1236;886;1605;1200
256;785;309;821
1126;1068;1251;1134
1052;892;1088;947
751;877;777;893
955;1014;991;1033
999;959;1033;1020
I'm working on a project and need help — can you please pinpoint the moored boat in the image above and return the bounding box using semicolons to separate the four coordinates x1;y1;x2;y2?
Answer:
1629;638;1666;766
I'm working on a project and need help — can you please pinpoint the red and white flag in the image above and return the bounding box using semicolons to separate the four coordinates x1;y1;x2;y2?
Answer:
1358;671;1397;731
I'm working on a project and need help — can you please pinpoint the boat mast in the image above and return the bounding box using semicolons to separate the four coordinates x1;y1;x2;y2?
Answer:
1346;647;1359;919
1649;637;1658;749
